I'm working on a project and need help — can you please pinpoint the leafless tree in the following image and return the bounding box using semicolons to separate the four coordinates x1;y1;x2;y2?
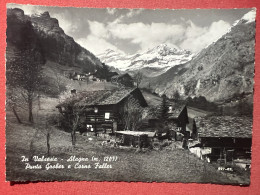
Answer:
70;109;80;147
122;95;143;131
6;87;24;123
58;101;91;147
6;49;45;123
28;113;53;159
134;71;143;88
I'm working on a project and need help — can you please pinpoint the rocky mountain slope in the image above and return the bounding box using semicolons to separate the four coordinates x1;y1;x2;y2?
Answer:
143;10;256;103
98;44;193;77
6;8;102;72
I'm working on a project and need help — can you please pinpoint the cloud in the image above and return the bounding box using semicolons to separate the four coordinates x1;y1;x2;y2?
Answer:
100;18;230;54
109;9;144;24
51;13;79;35
7;4;42;15
180;20;231;53
76;36;123;55
8;4;234;55
76;20;123;55
107;8;117;15
85;19;231;55
107;22;185;52
88;20;110;39
126;9;144;18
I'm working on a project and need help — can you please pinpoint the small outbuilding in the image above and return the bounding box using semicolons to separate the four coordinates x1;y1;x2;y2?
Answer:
191;116;252;163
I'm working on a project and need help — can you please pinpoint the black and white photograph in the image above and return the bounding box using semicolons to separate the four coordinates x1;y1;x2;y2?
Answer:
5;4;256;185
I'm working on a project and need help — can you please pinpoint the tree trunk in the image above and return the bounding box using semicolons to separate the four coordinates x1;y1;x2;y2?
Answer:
28;96;34;123
38;95;41;110
12;106;22;123
47;132;50;156
71;130;76;147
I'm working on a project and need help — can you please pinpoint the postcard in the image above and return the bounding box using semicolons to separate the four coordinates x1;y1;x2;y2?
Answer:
5;4;256;185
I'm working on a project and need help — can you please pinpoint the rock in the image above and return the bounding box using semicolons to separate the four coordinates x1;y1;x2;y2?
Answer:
7;8;102;73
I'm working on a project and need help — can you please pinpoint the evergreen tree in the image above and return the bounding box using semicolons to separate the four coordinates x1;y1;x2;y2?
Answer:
173;90;180;102
95;63;110;80
159;94;170;121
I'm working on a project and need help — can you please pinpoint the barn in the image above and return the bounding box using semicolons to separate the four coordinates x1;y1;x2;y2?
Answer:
191;116;252;165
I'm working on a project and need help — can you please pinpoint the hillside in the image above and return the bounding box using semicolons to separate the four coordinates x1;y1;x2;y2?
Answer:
6;8;102;73
6;99;240;183
142;10;256;104
98;44;193;77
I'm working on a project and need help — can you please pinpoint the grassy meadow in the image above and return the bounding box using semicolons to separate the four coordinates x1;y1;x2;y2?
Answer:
5;88;250;184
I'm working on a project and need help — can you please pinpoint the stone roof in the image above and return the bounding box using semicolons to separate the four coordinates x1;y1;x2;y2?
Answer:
143;103;186;120
168;104;186;119
57;87;140;107
195;116;252;138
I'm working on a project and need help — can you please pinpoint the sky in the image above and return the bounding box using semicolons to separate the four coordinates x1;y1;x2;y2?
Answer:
7;4;254;56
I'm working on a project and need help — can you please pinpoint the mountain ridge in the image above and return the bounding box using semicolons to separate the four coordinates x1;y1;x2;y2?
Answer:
142;10;256;103
98;44;193;77
7;8;102;72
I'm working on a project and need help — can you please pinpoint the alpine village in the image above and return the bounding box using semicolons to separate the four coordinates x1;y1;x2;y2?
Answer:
5;8;255;184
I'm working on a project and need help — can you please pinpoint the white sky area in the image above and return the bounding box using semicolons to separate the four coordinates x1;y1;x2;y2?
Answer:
7;4;255;55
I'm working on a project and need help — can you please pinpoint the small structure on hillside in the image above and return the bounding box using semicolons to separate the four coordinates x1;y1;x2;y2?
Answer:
70;72;88;81
106;72;119;82
111;73;134;87
56;87;148;135
191;116;252;165
69;72;101;82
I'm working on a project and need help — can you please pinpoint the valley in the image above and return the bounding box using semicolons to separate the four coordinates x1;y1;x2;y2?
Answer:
5;6;255;184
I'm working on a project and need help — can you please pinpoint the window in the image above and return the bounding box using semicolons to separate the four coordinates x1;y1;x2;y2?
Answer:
177;127;182;131
105;112;110;120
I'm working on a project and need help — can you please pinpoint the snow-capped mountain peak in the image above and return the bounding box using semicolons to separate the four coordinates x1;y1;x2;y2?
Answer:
241;9;256;24
97;44;193;77
231;9;256;27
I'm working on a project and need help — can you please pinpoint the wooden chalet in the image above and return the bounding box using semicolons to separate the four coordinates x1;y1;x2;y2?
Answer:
111;73;134;87
56;87;148;134
142;103;189;140
168;104;189;133
191;116;252;163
